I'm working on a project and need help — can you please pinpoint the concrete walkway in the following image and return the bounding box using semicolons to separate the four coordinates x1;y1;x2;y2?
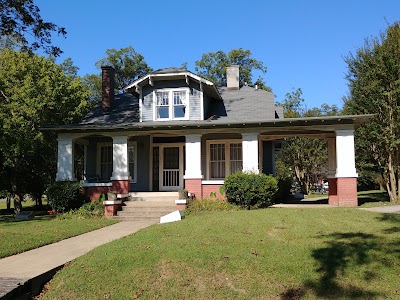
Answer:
0;220;158;299
359;205;400;214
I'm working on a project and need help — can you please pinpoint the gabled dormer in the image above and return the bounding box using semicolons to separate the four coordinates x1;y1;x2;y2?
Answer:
124;67;221;122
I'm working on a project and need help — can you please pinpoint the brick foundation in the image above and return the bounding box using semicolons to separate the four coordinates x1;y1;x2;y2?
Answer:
84;186;110;201
185;178;202;199
176;204;186;210
112;180;130;194
328;177;358;206
328;178;338;206
202;184;225;200
337;177;358;207
104;204;119;217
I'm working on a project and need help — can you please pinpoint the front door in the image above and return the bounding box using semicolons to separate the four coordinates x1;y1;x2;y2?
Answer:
159;145;184;191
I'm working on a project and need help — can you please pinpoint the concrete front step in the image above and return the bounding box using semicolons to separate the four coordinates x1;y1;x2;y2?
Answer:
129;196;178;202
123;200;175;207
110;216;161;222
117;210;174;217
121;206;175;212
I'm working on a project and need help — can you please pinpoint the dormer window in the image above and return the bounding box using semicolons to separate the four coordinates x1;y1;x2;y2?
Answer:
154;88;189;120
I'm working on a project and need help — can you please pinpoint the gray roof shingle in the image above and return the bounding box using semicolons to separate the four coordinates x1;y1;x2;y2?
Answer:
207;86;277;122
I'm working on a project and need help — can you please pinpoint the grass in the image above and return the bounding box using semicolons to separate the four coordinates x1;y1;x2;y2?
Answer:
0;200;116;258
41;208;400;300
357;190;398;207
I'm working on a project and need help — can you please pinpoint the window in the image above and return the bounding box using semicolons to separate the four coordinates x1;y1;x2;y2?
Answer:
208;141;243;179
128;142;137;182
99;144;112;180
154;88;189;120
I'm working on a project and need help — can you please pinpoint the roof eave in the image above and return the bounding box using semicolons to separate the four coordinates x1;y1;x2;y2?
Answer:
40;114;376;133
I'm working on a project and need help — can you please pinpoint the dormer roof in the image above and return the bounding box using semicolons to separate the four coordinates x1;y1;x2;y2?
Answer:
124;68;222;100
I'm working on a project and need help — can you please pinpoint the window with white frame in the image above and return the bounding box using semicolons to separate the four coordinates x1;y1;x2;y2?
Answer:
99;144;113;180
155;88;189;120
128;142;137;182
208;141;243;179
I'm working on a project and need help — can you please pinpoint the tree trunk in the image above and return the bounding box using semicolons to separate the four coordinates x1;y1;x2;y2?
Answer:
10;170;22;214
6;197;11;210
387;153;398;202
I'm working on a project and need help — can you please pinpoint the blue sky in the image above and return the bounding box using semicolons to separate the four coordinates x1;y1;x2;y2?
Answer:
36;0;399;108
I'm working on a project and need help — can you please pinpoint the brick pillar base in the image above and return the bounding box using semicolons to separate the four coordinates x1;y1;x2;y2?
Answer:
328;178;338;205
112;180;130;194
185;178;202;199
337;177;358;207
104;204;119;216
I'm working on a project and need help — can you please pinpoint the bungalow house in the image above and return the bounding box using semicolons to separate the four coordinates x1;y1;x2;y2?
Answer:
43;65;372;208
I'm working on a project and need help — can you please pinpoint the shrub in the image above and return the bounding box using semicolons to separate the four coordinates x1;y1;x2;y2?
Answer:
57;201;104;219
185;198;240;215
224;171;278;209
46;181;84;213
275;176;293;202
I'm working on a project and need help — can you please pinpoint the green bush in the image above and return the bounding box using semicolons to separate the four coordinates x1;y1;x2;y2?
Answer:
46;181;84;213
275;176;293;202
224;171;278;209
57;201;104;219
185;198;240;215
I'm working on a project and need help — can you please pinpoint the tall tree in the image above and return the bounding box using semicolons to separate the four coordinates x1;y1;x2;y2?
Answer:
0;49;89;211
276;88;337;194
344;22;400;203
95;46;152;90
195;48;271;91
0;0;66;56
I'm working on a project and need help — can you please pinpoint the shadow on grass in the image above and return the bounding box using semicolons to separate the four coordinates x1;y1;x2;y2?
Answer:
377;213;400;235
358;190;389;206
281;223;400;299
0;207;53;223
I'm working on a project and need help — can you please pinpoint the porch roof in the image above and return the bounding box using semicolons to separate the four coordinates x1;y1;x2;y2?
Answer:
40;114;375;134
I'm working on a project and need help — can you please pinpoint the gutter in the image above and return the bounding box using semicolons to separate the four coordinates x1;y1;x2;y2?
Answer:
39;114;376;133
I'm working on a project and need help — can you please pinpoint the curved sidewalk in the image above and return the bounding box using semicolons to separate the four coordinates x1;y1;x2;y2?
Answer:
0;220;157;299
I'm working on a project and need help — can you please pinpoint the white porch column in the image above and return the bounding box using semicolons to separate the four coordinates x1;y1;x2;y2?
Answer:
242;133;259;174
56;136;76;181
184;134;203;179
110;136;130;180
335;128;358;178
327;137;336;179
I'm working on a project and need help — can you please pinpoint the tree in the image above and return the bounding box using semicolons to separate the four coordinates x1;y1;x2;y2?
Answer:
0;49;90;212
95;46;152;90
82;73;102;106
195;48;271;90
276;89;337;194
343;22;400;203
0;0;66;56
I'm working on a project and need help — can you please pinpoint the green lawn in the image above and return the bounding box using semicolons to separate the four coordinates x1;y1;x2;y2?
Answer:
41;208;400;300
0;211;116;258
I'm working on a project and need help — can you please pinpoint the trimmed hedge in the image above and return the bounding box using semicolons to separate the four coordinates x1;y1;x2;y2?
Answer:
224;171;278;209
46;181;84;212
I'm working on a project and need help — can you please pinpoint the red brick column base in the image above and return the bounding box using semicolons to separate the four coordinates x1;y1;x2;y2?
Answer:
176;204;186;210
328;178;338;206
202;184;226;200
185;178;202;199
112;180;130;194
104;204;119;217
336;177;358;207
84;186;110;201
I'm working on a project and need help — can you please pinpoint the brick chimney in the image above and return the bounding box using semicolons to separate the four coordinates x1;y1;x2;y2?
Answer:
101;66;115;112
226;65;239;90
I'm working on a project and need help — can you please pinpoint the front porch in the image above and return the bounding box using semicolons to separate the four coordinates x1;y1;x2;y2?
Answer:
55;121;361;206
